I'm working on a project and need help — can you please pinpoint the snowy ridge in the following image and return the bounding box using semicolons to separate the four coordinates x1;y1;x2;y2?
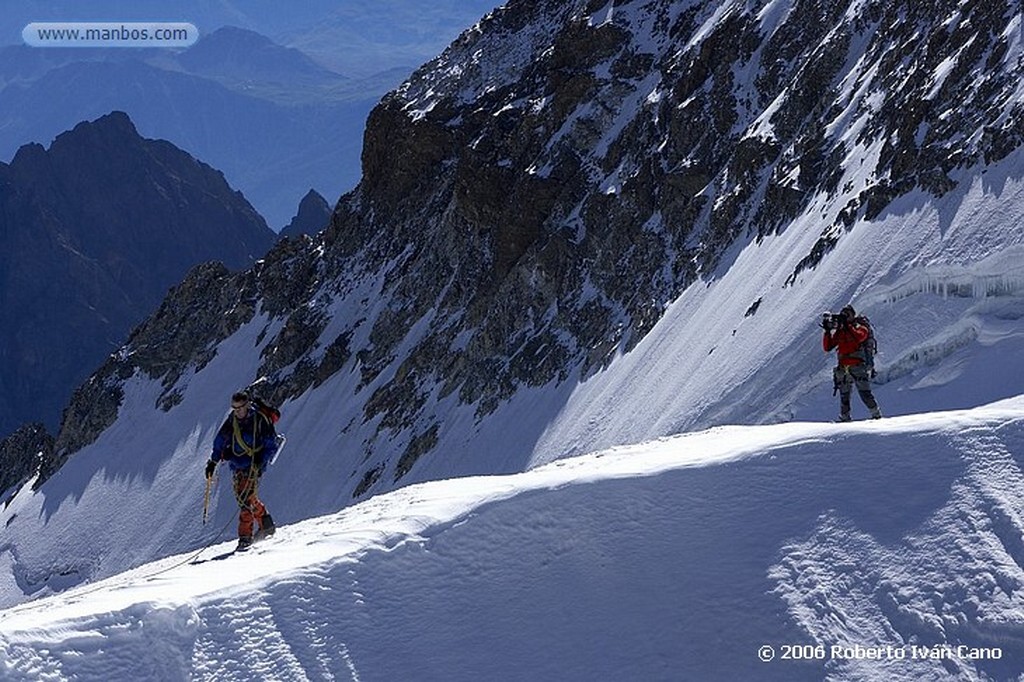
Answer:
771;420;1024;682
2;398;1024;681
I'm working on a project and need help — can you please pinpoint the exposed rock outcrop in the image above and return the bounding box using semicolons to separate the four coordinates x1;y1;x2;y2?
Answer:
0;424;53;498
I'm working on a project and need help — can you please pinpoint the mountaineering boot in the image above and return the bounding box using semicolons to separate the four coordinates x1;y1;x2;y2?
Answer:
236;535;254;552
837;413;852;423
870;408;882;419
255;513;276;541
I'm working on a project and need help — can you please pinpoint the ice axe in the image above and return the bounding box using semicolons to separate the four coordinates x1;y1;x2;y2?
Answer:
202;474;213;524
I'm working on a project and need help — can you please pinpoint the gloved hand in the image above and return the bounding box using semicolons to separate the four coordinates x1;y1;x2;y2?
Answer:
253;453;264;476
205;460;217;479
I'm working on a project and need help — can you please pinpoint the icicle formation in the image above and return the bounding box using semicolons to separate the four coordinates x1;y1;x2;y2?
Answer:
853;245;1024;386
862;246;1024;306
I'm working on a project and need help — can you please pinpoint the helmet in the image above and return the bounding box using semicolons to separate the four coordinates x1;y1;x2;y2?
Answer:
840;305;856;319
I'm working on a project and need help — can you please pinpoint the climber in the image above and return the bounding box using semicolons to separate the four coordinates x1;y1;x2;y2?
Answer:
205;391;278;550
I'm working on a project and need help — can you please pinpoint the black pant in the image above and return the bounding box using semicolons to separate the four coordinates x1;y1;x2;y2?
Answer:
834;364;879;419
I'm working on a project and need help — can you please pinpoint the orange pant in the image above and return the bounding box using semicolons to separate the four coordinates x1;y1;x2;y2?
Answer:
232;469;267;539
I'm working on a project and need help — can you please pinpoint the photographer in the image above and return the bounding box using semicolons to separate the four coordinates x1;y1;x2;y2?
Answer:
822;305;882;422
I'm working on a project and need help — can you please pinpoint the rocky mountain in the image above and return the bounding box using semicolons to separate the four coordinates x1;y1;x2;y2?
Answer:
0;424;51;499
0;111;274;455
25;0;1024;486
1;0;1023;603
280;189;332;239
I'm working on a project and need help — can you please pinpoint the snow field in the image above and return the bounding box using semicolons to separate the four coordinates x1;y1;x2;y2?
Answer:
3;397;1024;681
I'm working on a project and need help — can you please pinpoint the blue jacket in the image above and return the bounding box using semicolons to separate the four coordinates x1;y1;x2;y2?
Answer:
211;408;278;472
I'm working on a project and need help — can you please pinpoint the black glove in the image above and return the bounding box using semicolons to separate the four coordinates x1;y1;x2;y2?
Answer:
253;453;264;476
205;460;217;479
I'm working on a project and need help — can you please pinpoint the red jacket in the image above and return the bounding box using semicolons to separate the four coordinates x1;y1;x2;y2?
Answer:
823;325;869;366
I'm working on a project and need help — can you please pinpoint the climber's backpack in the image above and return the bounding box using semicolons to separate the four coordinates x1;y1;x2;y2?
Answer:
252;396;281;424
252;395;284;468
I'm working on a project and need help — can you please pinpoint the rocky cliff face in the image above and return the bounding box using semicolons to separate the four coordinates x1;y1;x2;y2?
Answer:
0;111;274;450
0;424;52;499
20;0;1024;496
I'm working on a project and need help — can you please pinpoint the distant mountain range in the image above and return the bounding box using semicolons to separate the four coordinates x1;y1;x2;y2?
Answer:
0;111;274;443
175;25;339;84
273;0;504;77
0;28;382;228
1;1;501;76
0;3;502;449
0;3;502;227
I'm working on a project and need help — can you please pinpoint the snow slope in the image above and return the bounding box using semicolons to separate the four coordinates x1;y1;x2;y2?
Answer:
2;398;1024;681
529;146;1024;466
1;131;1022;618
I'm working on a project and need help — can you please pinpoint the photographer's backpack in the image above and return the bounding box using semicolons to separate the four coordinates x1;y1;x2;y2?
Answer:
854;316;877;377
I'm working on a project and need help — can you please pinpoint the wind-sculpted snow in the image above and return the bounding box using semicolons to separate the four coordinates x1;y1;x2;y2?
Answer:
2;399;1024;681
771;424;1024;681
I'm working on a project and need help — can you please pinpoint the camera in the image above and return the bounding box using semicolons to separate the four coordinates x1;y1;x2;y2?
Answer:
820;312;845;330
